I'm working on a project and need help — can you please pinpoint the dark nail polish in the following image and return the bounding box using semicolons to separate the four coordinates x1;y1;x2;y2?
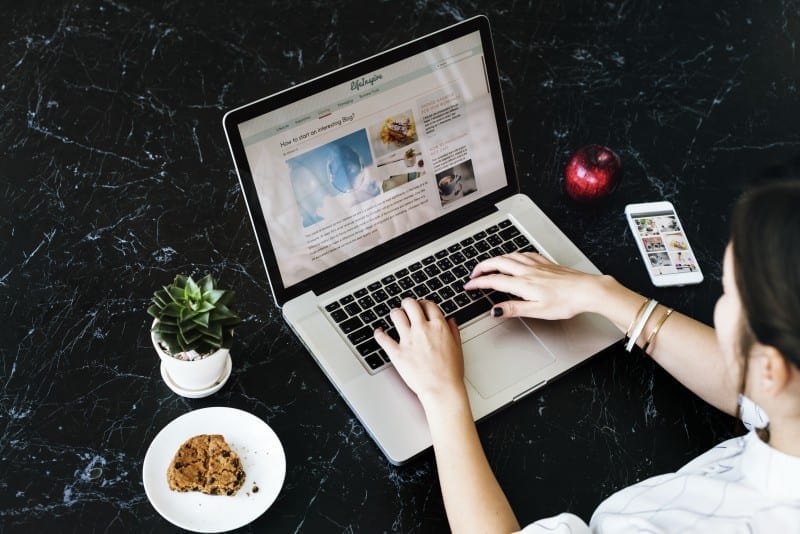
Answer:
492;307;503;317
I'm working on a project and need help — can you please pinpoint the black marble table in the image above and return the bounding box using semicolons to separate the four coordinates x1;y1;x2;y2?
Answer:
3;1;799;532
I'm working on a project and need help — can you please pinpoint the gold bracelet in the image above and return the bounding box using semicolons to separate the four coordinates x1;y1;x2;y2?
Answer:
625;297;650;340
642;307;674;354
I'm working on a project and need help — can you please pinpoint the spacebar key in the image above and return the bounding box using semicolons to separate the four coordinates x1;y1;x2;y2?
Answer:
448;299;492;325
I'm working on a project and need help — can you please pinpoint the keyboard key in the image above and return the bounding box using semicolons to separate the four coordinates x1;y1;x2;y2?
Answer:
340;295;355;305
440;271;456;284
364;353;384;370
465;259;479;271
348;326;374;346
378;349;391;363
345;302;362;316
423;264;441;277
381;274;396;285
473;230;487;240
462;246;478;258
385;283;402;296
474;240;490;252
513;235;532;248
374;303;390;317
439;286;455;299
372;289;388;302
413;283;429;298
330;309;348;323
498;219;512;228
476;253;491;262
409;261;423;271
449;252;465;265
488;291;512;304
438;257;454;270
325;302;341;312
340;316;363;334
357;296;375;309
387;297;401;309
386;327;399;342
356;339;380;356
454;293;471;307
426;278;443;291
354;288;368;298
394;268;409;278
453;265;469;278
501;241;517;254
434;249;448;259
467;289;484;301
489;247;504;257
486;224;499;234
449;299;491;325
411;271;428;283
427;292;443;304
360;309;377;324
460;236;475;246
422;255;435;265
487;234;502;246
400;291;415;300
440;299;457;314
398;277;414;289
372;318;390;331
368;281;382;292
499;226;521;240
447;243;462;253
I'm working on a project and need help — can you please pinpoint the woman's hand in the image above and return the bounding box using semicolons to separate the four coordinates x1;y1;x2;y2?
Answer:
374;298;466;406
464;252;609;320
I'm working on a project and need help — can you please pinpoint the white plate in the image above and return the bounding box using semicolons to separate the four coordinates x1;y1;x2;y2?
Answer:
143;407;286;532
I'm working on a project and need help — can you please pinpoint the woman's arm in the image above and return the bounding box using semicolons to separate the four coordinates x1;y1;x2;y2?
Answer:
464;253;738;417
374;299;520;534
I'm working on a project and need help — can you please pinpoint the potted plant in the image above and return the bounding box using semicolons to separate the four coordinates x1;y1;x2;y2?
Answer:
404;147;416;167
147;274;241;392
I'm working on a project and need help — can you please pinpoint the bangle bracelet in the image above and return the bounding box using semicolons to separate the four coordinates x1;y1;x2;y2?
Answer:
625;297;650;339
625;299;658;352
642;307;674;354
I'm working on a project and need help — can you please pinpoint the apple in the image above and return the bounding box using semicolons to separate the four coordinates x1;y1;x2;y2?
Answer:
564;144;622;202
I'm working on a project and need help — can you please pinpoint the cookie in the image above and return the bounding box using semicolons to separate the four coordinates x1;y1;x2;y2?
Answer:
167;434;246;496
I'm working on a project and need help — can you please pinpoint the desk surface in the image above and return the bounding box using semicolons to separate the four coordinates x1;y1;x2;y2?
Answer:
3;1;799;531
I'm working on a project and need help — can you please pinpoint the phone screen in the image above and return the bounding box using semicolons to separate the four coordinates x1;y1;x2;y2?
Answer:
629;208;700;278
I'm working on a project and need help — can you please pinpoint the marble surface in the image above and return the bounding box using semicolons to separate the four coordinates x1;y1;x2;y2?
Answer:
2;1;799;531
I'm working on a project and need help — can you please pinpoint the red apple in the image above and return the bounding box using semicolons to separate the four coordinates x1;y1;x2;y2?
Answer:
564;144;622;202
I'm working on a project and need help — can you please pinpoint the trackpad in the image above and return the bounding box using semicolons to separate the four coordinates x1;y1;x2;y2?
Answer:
462;317;555;399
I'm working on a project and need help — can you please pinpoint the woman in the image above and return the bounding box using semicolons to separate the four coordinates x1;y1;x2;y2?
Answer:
374;180;800;533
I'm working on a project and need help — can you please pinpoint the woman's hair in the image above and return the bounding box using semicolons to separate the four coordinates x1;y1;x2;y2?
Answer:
730;179;800;369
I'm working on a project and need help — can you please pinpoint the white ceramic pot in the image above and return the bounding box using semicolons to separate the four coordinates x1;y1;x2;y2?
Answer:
151;321;230;391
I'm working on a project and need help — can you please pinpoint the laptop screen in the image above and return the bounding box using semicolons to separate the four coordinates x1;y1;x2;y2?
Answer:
225;18;517;303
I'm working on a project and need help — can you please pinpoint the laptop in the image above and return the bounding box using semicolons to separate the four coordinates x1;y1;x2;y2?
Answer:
223;15;621;464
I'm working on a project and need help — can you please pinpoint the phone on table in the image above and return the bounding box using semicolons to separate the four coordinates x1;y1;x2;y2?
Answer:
624;201;704;287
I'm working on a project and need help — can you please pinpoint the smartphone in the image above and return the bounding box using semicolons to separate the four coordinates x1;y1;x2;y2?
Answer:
624;201;704;287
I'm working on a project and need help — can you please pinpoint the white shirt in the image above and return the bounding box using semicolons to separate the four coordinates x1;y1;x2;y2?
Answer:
520;397;800;533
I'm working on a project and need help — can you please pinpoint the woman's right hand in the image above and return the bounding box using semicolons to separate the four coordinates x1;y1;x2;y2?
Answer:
463;252;610;320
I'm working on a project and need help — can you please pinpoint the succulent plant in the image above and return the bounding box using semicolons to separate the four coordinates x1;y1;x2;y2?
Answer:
147;274;241;357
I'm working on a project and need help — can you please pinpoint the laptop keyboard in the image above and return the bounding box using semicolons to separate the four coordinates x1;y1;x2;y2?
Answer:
323;219;538;374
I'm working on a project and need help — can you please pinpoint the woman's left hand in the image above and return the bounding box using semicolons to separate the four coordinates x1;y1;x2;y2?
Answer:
374;298;465;407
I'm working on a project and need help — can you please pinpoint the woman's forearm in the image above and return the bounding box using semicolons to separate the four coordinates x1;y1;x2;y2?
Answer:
590;276;738;416
420;387;521;534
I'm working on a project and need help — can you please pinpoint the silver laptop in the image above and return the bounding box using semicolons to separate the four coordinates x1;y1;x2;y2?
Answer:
223;16;620;464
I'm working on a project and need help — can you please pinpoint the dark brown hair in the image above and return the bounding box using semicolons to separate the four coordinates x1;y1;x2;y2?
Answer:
730;179;800;369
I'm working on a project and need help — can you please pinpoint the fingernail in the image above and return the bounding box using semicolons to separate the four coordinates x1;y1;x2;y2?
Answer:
492;307;503;317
